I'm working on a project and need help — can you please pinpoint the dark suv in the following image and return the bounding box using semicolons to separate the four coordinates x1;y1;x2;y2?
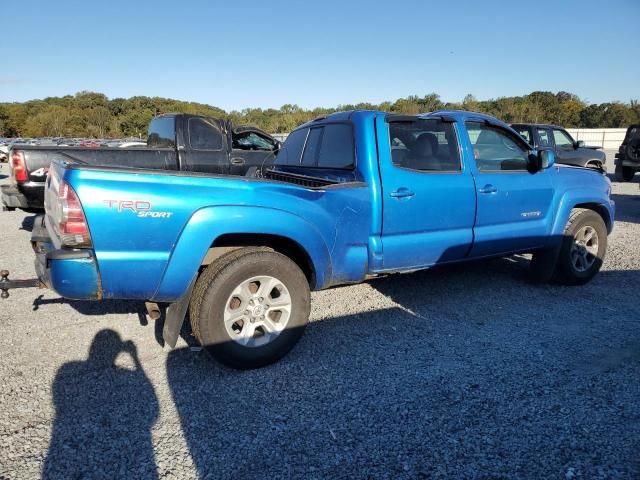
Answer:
614;124;640;181
511;123;606;171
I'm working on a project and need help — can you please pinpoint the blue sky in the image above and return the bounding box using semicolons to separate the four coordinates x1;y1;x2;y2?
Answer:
2;0;638;111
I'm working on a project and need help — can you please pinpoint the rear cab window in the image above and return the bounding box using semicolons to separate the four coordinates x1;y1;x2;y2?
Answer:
275;128;307;165
276;123;355;169
147;117;176;148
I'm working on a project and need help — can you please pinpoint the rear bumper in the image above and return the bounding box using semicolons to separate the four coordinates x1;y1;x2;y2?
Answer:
614;156;640;169
31;216;102;300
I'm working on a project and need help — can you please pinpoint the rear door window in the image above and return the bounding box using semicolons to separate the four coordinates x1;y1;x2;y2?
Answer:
388;118;460;172
513;127;531;144
188;118;223;150
536;128;552;147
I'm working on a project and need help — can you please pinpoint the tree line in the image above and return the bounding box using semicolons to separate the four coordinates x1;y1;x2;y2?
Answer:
0;90;638;138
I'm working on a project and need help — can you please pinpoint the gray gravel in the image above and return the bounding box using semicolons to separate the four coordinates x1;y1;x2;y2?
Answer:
0;160;639;479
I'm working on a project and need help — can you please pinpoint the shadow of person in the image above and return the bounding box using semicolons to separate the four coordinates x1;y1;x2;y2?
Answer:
43;329;159;479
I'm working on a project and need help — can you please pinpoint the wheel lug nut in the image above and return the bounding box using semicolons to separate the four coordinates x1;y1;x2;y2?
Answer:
259;297;264;303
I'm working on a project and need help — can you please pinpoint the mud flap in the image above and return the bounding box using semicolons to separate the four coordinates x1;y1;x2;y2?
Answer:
162;279;196;348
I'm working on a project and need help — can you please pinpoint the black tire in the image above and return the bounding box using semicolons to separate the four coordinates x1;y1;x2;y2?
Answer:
585;161;604;172
626;138;640;162
615;165;635;182
554;208;607;286
190;247;310;369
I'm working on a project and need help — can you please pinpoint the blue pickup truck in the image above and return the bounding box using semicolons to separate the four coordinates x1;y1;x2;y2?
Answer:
23;110;614;369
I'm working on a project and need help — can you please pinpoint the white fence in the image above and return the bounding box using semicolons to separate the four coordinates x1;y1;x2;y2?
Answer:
565;128;626;150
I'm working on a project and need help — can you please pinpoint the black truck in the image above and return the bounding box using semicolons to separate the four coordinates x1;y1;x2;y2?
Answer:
614;124;640;181
1;114;279;210
511;123;606;171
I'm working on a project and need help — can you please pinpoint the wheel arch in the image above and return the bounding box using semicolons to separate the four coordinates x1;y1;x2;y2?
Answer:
204;233;317;288
573;202;612;233
151;206;332;302
551;189;614;239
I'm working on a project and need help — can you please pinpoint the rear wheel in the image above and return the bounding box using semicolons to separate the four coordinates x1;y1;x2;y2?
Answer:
190;247;310;369
615;165;635;181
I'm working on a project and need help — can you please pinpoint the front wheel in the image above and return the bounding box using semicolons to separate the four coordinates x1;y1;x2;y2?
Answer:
554;208;607;285
190;247;310;369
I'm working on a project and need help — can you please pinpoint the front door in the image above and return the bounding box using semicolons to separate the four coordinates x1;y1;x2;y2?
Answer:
552;127;578;164
379;117;476;270
229;130;279;176
466;121;555;257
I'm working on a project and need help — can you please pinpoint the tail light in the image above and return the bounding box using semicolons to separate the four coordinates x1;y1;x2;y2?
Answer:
54;180;92;247
10;151;28;183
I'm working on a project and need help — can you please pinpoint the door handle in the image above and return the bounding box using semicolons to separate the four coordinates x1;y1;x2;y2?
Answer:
230;157;245;166
390;188;415;199
478;184;497;194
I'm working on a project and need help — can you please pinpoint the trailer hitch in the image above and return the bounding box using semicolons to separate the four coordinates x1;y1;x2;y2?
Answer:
0;270;43;299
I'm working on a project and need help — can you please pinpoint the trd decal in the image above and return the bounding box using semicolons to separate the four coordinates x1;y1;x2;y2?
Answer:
104;200;173;218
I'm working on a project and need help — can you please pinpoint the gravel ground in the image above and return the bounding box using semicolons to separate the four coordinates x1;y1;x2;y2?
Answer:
0;158;639;479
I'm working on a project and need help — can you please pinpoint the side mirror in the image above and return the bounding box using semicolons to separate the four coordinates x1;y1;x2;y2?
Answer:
528;149;554;173
539;148;555;169
575;140;585;148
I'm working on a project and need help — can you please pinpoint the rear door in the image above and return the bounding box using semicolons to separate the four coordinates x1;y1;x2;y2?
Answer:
181;117;229;174
379;117;476;269
466;121;555;256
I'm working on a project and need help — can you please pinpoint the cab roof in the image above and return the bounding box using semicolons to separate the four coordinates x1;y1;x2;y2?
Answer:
295;109;513;131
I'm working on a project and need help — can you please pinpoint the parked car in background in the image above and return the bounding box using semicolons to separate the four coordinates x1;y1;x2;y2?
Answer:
1;114;279;210
23;110;614;369
0;144;8;163
614;124;640;181
511;123;606;171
